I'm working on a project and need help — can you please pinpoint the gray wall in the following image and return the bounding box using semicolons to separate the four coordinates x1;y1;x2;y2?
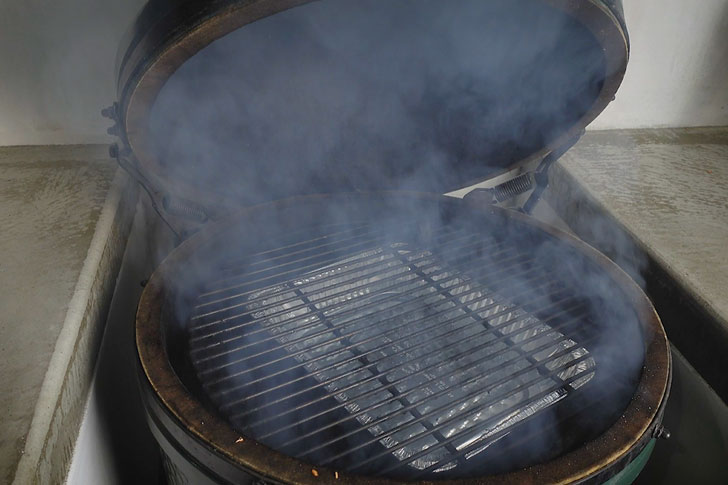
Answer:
0;0;726;146
592;0;728;130
0;0;145;146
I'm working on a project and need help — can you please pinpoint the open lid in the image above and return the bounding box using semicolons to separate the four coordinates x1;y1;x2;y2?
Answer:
114;0;628;214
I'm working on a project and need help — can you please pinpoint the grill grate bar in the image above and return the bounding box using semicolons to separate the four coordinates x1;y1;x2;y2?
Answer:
193;252;402;322
447;372;636;479
290;284;467;464
190;232;498;334
184;221;612;478
291;339;594;461
389;247;575;395
224;225;374;270
408;374;610;479
192;254;411;343
192;233;490;325
196;249;396;315
195;232;391;305
190;243;526;353
229;299;583;420
368;363;594;475
214;271;558;401
197;222;466;302
252;308;586;443
218;289;577;409
193;255;544;373
191;247;403;327
210;222;372;275
195;267;466;367
193;228;481;319
205;221;450;290
199;270;542;387
221;290;576;408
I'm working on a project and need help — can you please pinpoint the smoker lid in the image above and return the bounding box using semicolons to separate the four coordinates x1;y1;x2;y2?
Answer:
115;0;628;213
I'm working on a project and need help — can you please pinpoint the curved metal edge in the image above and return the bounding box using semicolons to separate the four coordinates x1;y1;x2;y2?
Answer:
114;0;629;215
576;345;672;485
471;199;672;485
136;192;671;485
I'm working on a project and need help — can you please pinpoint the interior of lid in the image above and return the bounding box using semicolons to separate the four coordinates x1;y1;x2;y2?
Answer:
148;0;610;206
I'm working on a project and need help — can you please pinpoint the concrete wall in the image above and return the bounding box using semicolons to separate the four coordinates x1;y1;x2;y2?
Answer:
592;0;728;130
0;0;726;146
0;0;145;146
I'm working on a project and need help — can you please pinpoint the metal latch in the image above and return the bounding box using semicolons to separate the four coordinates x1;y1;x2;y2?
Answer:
103;103;209;243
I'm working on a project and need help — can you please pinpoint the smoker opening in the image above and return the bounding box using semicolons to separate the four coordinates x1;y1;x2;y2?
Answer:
138;194;669;484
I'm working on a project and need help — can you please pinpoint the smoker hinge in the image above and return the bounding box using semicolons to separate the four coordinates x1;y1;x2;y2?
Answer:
103;103;209;243
101;102;121;135
463;130;584;215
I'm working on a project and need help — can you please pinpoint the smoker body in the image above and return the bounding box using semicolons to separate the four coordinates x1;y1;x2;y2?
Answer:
105;1;672;483
135;194;670;485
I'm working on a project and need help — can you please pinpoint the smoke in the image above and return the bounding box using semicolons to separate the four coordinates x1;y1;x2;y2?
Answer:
145;0;648;480
149;0;605;205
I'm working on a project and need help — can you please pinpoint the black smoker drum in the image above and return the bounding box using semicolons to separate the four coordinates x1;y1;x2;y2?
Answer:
136;194;670;484
108;0;671;483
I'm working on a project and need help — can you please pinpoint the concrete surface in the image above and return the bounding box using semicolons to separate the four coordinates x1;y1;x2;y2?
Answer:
0;145;136;484
554;127;728;333
67;195;176;485
546;126;728;403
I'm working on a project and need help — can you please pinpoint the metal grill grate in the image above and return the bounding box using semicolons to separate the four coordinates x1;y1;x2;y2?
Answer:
187;223;597;478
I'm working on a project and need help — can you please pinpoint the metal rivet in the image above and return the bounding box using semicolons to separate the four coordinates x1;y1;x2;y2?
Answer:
654;425;671;439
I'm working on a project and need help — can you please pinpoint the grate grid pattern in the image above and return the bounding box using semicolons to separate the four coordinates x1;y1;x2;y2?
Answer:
187;224;596;477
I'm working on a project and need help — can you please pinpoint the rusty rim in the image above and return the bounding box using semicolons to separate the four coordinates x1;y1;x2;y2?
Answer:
117;0;628;214
136;193;670;485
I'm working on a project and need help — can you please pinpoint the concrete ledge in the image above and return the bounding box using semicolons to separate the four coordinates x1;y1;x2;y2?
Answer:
546;127;728;402
6;164;137;484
